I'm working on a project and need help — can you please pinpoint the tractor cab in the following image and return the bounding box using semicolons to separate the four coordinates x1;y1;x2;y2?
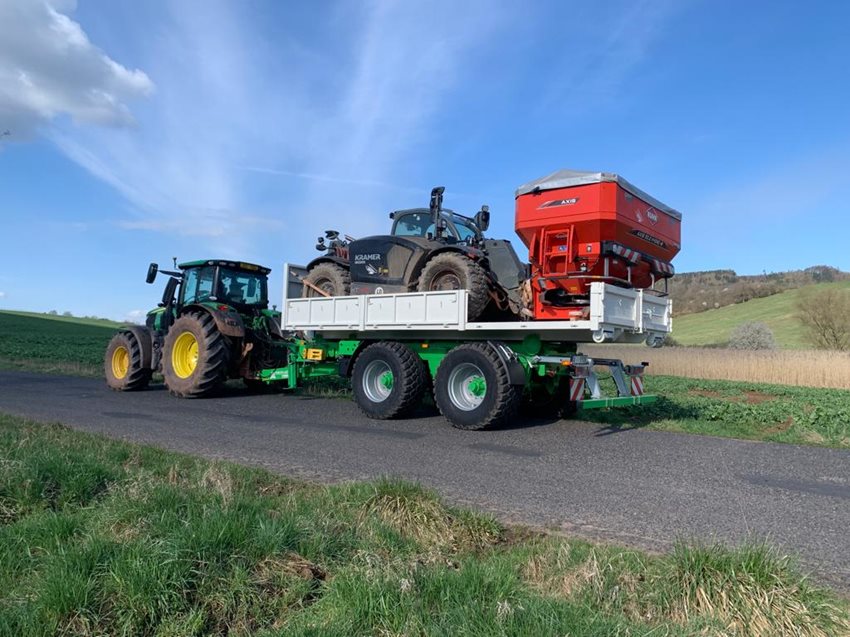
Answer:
177;260;270;311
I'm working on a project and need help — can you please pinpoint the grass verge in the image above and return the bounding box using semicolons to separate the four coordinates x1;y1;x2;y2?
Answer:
1;413;848;636
581;375;850;449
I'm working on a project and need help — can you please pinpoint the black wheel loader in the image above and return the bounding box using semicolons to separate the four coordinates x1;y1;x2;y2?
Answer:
303;187;529;321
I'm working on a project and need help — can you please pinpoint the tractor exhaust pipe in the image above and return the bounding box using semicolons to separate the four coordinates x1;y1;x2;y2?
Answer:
430;186;445;238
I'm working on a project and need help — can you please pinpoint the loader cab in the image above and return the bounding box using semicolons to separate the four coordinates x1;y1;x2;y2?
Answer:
390;209;481;244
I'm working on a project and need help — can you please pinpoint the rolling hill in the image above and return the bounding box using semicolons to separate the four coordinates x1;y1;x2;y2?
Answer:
671;280;850;348
669;266;849;316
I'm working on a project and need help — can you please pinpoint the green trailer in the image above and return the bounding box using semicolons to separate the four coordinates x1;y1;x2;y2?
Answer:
249;264;668;430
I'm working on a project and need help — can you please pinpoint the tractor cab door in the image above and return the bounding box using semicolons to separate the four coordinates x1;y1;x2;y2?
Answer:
180;266;216;307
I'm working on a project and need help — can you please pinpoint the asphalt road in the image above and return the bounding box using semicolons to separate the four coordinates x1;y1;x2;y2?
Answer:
1;370;848;587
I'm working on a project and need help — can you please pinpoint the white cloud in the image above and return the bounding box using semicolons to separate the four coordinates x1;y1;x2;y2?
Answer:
0;291;6;299
0;0;153;139
124;309;144;324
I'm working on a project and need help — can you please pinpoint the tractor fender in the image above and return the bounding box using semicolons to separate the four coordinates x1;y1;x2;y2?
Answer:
306;255;349;271
182;303;245;338
120;325;154;370
410;245;473;281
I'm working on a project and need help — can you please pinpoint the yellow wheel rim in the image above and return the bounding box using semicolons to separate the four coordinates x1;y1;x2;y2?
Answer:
172;331;199;379
111;346;130;379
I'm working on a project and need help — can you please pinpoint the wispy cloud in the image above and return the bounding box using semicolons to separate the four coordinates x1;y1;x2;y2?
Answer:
535;0;685;113
32;0;511;257
10;0;682;262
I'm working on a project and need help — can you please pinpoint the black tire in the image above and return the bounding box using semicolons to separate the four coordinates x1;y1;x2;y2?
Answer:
162;313;229;398
303;263;350;297
434;342;522;430
352;341;426;419
104;332;151;391
417;253;490;321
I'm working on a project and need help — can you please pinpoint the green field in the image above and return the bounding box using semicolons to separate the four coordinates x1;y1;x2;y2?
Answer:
1;412;847;636
673;281;850;348
0;310;118;376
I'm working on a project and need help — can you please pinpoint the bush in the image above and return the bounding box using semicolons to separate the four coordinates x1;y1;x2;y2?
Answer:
728;321;776;350
796;288;850;351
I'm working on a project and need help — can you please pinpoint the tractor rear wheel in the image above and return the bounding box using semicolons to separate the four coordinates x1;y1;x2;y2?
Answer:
303;263;350;297
352;341;427;419
162;313;229;398
417;253;489;321
434;342;522;430
104;332;151;391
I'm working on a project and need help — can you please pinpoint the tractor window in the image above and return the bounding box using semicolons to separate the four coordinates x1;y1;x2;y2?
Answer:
393;212;462;240
181;266;215;305
452;218;477;242
393;212;432;237
217;268;268;307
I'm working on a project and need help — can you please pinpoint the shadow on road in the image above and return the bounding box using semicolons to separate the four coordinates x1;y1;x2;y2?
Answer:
581;397;702;437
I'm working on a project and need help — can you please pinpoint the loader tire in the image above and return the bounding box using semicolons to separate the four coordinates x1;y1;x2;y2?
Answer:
104;331;151;391
434;342;522;430
162;313;229;398
417;253;490;321
303;263;350;297
352;341;427;419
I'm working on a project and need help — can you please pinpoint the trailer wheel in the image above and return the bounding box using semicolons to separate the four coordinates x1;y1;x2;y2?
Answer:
352;342;427;419
104;332;152;391
434;343;521;430
162;313;230;398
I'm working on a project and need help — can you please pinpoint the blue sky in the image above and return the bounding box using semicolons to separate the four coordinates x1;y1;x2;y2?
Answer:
1;0;849;320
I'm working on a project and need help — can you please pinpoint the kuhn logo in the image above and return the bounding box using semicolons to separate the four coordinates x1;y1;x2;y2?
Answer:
646;208;659;225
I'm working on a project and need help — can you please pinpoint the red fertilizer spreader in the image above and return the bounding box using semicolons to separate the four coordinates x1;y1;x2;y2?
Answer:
514;169;681;321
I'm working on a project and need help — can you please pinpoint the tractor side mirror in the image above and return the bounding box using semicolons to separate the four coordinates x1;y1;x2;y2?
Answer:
475;205;490;233
160;277;179;308
146;262;158;284
388;212;395;220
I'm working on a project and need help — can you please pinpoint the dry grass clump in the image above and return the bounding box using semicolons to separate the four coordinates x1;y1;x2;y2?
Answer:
362;479;502;551
522;541;850;637
583;345;850;389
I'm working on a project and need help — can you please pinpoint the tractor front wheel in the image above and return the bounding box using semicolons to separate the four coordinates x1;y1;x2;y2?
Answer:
104;332;151;391
303;263;350;297
417;253;490;321
162;313;229;398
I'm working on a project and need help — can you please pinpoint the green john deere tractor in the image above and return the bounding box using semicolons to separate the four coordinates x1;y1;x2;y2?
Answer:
104;259;288;397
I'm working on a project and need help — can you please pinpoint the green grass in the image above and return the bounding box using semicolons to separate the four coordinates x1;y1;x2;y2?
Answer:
0;311;117;376
1;412;847;637
580;375;850;448
673;281;850;348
